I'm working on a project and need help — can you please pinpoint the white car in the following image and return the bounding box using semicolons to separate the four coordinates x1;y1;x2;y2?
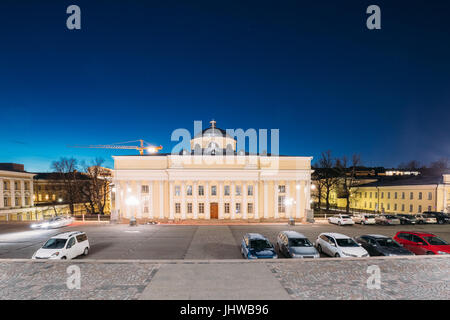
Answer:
328;214;354;226
31;216;74;229
32;231;89;260
352;214;376;225
315;232;369;258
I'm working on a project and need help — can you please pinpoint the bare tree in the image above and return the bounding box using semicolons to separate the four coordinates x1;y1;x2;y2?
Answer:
316;151;340;211
336;154;361;213
79;158;111;215
51;158;81;215
398;160;421;171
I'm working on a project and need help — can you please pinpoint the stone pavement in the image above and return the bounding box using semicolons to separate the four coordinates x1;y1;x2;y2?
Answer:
0;256;449;300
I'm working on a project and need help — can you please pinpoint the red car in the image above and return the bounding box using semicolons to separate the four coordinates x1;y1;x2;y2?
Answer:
393;231;450;255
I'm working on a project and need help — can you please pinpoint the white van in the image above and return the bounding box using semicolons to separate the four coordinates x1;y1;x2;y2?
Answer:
32;231;90;260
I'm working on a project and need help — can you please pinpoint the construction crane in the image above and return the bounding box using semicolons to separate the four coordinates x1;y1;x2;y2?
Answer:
69;139;163;155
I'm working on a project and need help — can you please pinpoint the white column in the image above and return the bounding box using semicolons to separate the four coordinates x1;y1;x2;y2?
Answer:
205;181;210;219
0;178;4;209
21;180;25;207
219;181;224;219
159;181;164;219
169;181;174;219
305;180;311;210
231;181;236;219
243;181;247;219
254;181;259;219
296;181;301;218
124;182;130;218
274;181;279;219
137;181;142;218
300;181;306;220
30;178;34;207
286;182;291;218
149;181;153;219
181;181;186;219
263;181;268;219
10;180;15;207
113;183;119;218
193;181;198;219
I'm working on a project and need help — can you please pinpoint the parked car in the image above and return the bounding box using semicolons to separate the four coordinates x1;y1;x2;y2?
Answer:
32;231;90;260
328;214;355;226
396;214;417;225
315;233;369;258
415;214;437;224
422;211;450;224
31;216;74;229
241;233;278;259
375;214;401;225
394;231;450;255
276;231;319;258
355;234;414;256
352;214;376;225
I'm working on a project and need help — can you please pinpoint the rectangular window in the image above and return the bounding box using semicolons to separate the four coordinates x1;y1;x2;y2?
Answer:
248;185;253;196
187;203;192;214
428;205;432;211
418;192;422;200
14;182;19;190
3;181;8;190
186;185;192;196
224;203;230;214
375;192;378;198
387;192;390;199
211;185;217;196
394;192;398;199
418;205;422;213
25;197;30;206
394;203;397;211
409;204;413;212
143;206;149;213
247;203;253;214
4;197;9;207
402;192;405;199
199;203;204;214
15;197;20;206
236;203;241;214
224;185;230;196
141;185;149;193
175;203;181;214
402;204;405;212
370;192;372;199
381;192;384;199
278;185;286;193
198;186;204;196
364;202;367;208
278;195;286;213
410;192;413;200
428;192;432;200
369;202;372;208
175;186;181;196
365;192;367;198
235;186;241;196
387;203;390;210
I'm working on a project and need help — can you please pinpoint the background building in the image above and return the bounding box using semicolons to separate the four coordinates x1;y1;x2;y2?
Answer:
112;121;314;221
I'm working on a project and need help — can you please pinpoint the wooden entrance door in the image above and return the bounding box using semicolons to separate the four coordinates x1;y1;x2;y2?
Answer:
210;203;218;219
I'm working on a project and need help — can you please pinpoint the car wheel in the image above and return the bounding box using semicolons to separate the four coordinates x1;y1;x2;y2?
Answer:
83;247;89;256
317;245;322;254
426;251;434;255
438;220;443;225
338;221;341;226
61;256;67;260
335;253;340;258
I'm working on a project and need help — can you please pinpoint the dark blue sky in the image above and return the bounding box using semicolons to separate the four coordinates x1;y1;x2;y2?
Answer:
0;0;449;172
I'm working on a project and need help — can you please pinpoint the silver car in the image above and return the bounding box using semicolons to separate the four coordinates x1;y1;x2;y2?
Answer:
276;231;320;258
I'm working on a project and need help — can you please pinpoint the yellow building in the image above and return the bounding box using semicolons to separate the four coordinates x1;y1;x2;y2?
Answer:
111;121;314;221
322;174;450;214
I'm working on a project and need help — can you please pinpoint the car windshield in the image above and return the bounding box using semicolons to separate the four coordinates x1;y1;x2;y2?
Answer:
336;238;359;247
341;216;351;219
376;238;401;248
42;238;67;249
423;236;448;246
250;239;272;251
289;238;313;247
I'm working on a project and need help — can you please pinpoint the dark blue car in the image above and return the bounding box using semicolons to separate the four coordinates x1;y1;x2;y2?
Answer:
241;233;278;259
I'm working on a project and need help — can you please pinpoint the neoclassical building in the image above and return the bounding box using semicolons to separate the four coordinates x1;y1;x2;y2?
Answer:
111;121;313;221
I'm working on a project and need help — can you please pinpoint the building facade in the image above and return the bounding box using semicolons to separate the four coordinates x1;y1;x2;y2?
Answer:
0;163;35;221
318;174;450;214
112;121;313;221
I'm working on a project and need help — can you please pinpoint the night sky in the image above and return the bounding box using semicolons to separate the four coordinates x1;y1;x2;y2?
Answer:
0;0;449;172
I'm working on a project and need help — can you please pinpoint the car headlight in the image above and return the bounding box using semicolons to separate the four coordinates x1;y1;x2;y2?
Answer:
31;224;37;228
437;251;449;255
51;252;60;257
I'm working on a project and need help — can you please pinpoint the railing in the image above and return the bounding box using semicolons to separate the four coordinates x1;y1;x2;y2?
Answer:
72;214;110;222
314;206;377;218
